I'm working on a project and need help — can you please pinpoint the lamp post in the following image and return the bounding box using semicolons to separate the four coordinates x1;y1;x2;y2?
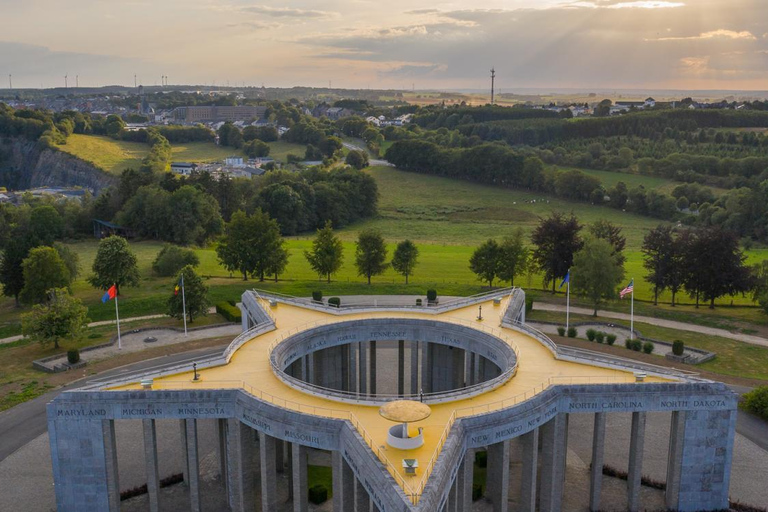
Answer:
477;305;483;321
192;363;199;381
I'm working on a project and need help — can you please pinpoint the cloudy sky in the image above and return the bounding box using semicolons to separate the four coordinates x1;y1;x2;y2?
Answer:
1;0;767;91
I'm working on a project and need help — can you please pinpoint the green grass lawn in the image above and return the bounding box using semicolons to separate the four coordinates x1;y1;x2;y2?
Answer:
527;309;768;382
60;135;307;174
552;166;672;191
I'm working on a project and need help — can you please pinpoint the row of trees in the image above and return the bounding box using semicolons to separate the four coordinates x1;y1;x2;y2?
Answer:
468;214;753;312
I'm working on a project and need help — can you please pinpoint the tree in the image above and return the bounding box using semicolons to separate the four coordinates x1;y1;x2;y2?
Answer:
666;229;688;307
152;244;200;276
53;242;80;281
304;221;344;283
683;227;752;308
345;150;369;169
167;266;210;323
497;228;529;286
21;288;88;349
589;220;626;267
355;229;388;285
391;240;419;284
20;247;71;304
30;205;64;246
88;235;140;294
641;225;674;305
0;235;33;306
470;239;502;287
216;210;286;281
244;139;270;158
571;237;625;315
531;213;583;292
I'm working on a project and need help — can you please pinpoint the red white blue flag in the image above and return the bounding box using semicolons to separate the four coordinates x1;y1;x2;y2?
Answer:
620;279;634;299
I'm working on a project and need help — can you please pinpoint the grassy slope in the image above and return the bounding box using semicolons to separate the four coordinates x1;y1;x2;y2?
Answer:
60;135;307;174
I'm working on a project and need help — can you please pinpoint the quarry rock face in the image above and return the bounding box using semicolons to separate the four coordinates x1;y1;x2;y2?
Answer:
0;138;116;193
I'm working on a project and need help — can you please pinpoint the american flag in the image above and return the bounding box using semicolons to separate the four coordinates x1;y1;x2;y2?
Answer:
620;279;634;299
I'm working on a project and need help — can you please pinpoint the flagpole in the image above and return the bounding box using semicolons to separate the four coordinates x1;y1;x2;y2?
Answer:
566;278;570;333
630;283;634;340
114;286;122;349
181;274;187;336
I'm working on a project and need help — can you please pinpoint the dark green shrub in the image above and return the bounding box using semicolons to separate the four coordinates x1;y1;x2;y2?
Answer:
567;327;577;338
308;485;328;504
328;297;341;308
475;451;487;468
595;331;605;344
740;386;768;421
606;334;617;345
152;244;200;276
525;296;533;314
643;341;654;354
67;349;80;364
472;483;483;501
416;298;422;306
586;329;596;341
427;289;437;302
216;302;242;323
557;326;565;336
672;340;685;356
632;339;642;352
312;290;323;302
625;339;633;349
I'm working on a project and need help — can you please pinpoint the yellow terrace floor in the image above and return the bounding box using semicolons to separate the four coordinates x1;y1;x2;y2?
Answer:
112;297;668;502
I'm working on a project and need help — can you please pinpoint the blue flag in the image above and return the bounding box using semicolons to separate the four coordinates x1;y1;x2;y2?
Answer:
559;271;570;289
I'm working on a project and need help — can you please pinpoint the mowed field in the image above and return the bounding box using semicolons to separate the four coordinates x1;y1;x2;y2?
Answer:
60;134;306;174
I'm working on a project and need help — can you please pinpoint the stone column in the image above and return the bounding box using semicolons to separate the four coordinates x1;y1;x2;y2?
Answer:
259;432;278;512
226;420;256;512
540;414;567;512
369;340;377;395
665;411;685;510
275;439;285;473
486;441;510;512
142;419;161;512
676;409;735;512
301;356;308;382
185;419;201;512
356;475;371;512
349;343;358;395
456;448;474;512
627;412;647;512
464;351;472;388
520;428;539;512
421;342;433;394
215;418;228;484
451;348;465;389
410;340;419;395
398;340;405;396
341;345;350;392
287;442;294;499
179;419;190;485
358;342;368;396
473;354;481;385
589;413;606;512
103;419;121;512
292;443;308;512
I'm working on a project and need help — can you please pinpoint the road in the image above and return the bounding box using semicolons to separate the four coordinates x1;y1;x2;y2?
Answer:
533;302;768;347
0;344;226;462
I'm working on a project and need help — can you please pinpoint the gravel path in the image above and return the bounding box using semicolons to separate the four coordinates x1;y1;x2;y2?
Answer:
534;302;768;348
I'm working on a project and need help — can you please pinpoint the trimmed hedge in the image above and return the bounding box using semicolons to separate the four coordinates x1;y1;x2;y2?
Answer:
595;331;605;344
557;326;565;336
328;297;341;308
567;327;577;338
606;333;617;345
312;290;323;302
672;340;685;356
586;328;596;341
67;349;80;364
427;289;437;302
216;302;242;323
416;298;422;306
741;386;768;421
308;485;328;504
643;341;655;354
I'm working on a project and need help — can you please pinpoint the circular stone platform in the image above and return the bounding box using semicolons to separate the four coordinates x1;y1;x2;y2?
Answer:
379;400;432;423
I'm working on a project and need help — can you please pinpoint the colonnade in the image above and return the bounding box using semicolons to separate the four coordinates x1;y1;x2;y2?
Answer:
289;340;501;397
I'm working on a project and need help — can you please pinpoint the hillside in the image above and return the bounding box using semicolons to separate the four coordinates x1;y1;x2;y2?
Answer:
60;134;306;174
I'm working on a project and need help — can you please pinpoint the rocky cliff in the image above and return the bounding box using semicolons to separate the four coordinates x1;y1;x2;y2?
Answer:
0;138;116;193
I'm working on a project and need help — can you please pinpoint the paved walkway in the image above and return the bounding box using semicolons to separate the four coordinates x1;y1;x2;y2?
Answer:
0;307;219;345
533;303;768;348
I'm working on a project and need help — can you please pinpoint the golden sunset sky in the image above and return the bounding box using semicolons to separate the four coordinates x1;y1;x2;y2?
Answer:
1;0;767;91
